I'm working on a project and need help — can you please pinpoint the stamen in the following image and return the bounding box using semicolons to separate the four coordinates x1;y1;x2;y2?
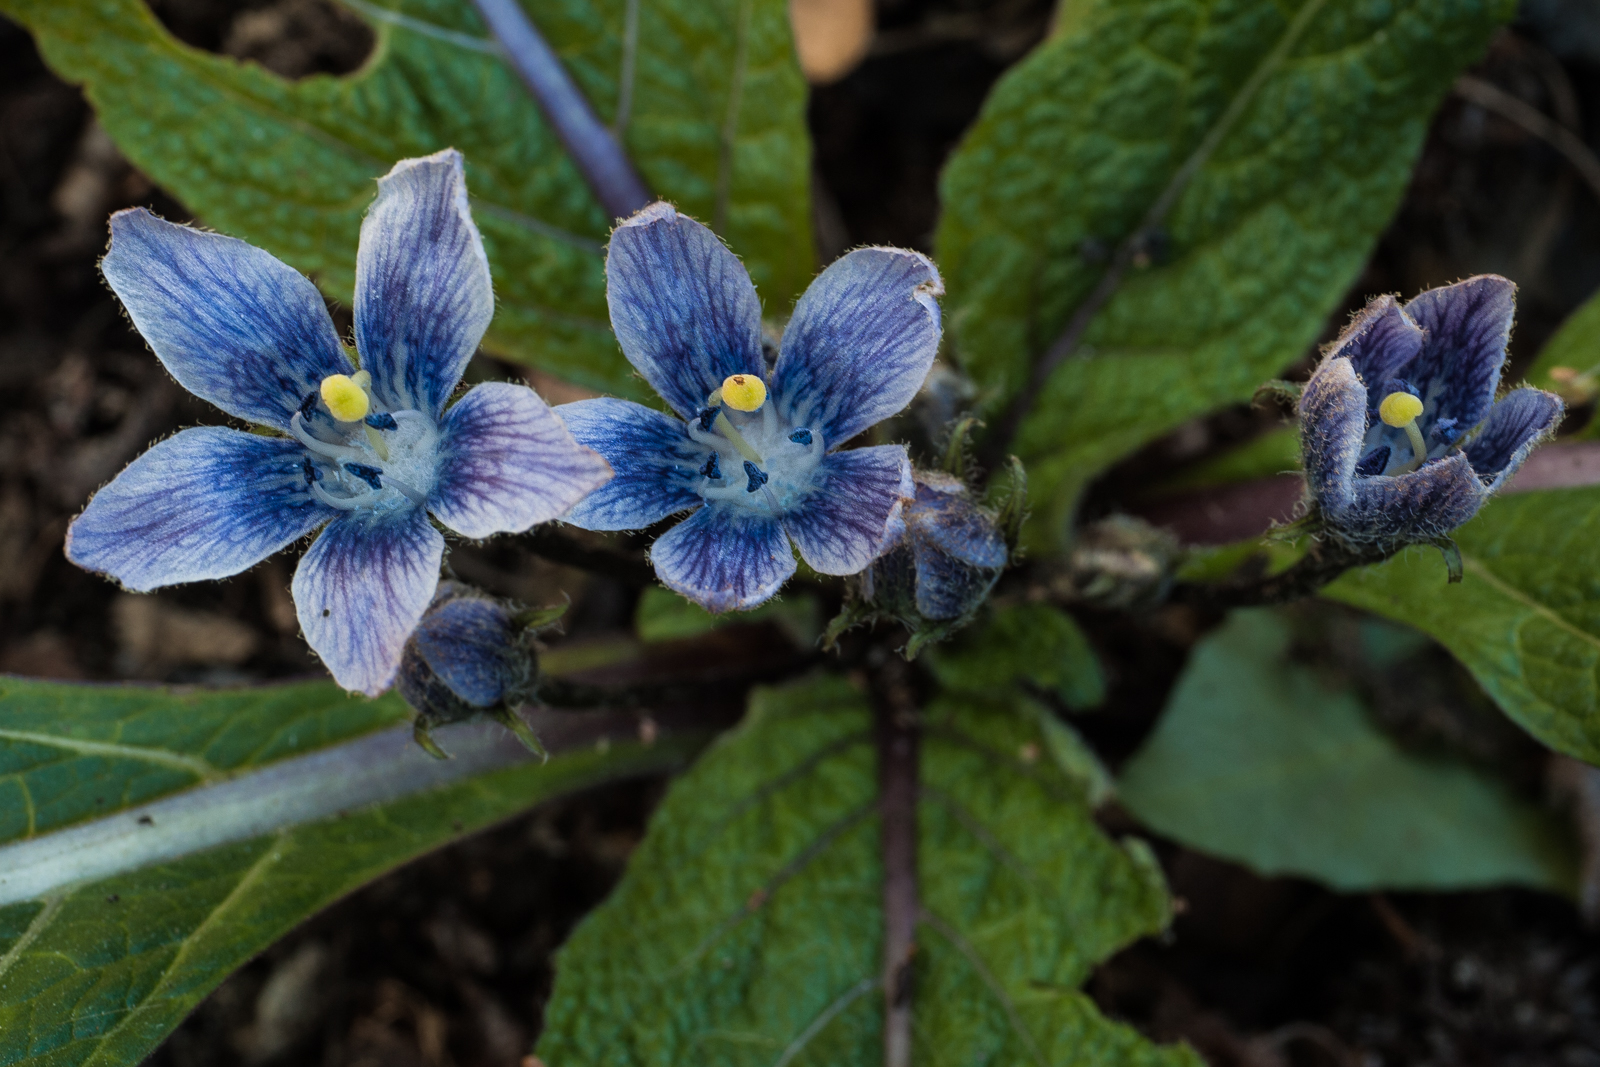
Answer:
364;424;390;462
299;391;320;421
345;462;384;490
1354;445;1390;477
365;412;398;431
289;412;367;463
789;428;812;446
311;482;377;511
720;374;767;412
743;461;768;493
696;406;720;431
321;373;370;423
713;412;763;464
301;456;323;484
701;453;721;480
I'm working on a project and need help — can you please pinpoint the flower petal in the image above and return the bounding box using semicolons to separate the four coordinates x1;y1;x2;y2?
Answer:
649;506;795;613
911;541;1002;621
355;150;493;421
431;382;613;538
101;209;351;430
1337;454;1487;544
606;203;765;419
1298;355;1369;516
65;427;332;592
1466;387;1564;487
556;398;703;530
909;476;1008;571
293;508;445;696
1330;295;1424;414
1404;275;1515;431
772;247;942;446
784;444;913;575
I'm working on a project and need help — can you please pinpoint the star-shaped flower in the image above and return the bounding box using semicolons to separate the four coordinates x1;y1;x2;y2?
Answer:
555;203;942;611
67;150;611;694
1300;275;1562;547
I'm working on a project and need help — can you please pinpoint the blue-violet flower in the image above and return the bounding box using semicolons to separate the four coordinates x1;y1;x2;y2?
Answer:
863;470;1009;623
556;203;942;611
1300;275;1563;547
66;150;612;695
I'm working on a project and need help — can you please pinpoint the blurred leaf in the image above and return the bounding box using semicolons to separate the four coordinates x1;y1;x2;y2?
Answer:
927;602;1105;710
1325;487;1600;764
1525;285;1600;435
1;0;813;397
0;677;406;845
538;675;1193;1065
1119;609;1577;893
634;585;820;646
1152;426;1300;493
936;0;1511;546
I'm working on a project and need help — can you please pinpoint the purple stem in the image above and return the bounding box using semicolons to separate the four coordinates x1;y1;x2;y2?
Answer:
470;0;651;219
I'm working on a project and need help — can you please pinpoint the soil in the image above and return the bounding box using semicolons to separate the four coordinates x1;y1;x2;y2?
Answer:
2;1;1599;1065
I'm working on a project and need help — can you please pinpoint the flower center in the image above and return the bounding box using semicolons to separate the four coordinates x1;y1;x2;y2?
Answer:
291;373;439;513
686;375;822;517
1377;389;1428;476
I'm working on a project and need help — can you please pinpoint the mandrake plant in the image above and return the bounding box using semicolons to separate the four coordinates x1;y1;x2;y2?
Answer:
1;0;1598;1064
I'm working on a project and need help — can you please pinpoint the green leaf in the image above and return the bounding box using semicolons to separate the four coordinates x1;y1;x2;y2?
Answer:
1119;609;1577;893
1324;487;1600;764
633;585;820;646
927;602;1105;710
1524;285;1600;436
936;0;1511;546
1152;426;1300;493
0;677;407;844
1;0;814;397
537;675;1195;1065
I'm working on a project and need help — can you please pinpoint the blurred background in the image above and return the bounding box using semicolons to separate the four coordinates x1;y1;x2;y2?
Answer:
3;0;1600;1063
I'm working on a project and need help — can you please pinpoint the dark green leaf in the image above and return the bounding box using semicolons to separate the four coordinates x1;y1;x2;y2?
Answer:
1119;609;1577;892
1;0;814;397
926;602;1105;710
537;675;1195;1065
1325;487;1600;764
936;0;1511;545
1525;286;1600;436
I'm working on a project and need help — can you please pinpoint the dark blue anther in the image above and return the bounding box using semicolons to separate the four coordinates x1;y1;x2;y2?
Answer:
364;412;398;431
1431;417;1460;445
743;461;768;494
1354;445;1391;477
789;428;812;446
345;462;384;490
301;456;322;484
299;391;320;420
1383;378;1421;399
697;406;721;431
700;453;721;480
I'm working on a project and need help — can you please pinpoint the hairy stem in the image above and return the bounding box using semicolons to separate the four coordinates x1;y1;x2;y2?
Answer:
874;658;920;1067
1173;537;1393;609
469;0;651;219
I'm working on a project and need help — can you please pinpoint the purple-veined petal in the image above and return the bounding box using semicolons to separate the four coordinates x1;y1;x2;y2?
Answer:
293;507;445;696
649;506;795;613
606;203;764;420
784;444;913;576
1404;275;1515;432
1299;355;1369;516
909;475;1008;571
65;427;332;592
772;248;942;446
355;150;493;420
1466;387;1564;487
1336;453;1486;544
101;209;351;430
411;592;514;707
431;382;613;538
556;398;703;530
1331;296;1424;414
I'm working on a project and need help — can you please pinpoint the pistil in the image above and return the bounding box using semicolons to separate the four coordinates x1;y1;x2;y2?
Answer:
1379;391;1428;475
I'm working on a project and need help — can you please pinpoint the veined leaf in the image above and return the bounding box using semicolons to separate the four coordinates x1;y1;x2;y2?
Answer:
1325;487;1600;764
925;602;1106;711
1119;610;1577;893
538;675;1195;1065
1525;285;1600;438
1;0;814;397
936;0;1511;546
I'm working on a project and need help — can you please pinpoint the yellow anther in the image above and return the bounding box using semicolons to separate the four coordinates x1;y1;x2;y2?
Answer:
720;373;767;412
1379;391;1423;428
321;373;370;423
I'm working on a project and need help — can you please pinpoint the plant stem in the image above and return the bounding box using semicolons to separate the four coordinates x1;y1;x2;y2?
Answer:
1172;537;1393;609
469;0;651;219
519;526;657;586
874;658;920;1067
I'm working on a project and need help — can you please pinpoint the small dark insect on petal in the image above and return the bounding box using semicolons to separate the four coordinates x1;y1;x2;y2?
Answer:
364;411;399;431
345;462;384;490
744;461;769;493
789;428;813;446
1354;445;1391;477
701;453;721;479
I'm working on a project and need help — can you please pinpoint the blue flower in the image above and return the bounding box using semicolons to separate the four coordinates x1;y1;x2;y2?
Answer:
66;150;612;695
1300;275;1562;547
398;582;528;721
864;471;1009;622
555;203;941;612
